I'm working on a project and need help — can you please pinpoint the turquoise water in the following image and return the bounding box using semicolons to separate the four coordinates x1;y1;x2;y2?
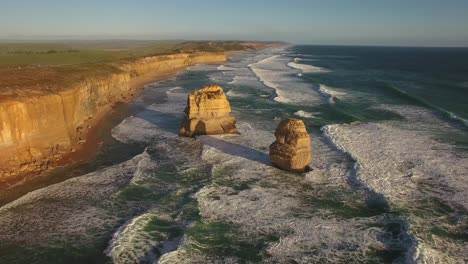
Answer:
0;46;467;263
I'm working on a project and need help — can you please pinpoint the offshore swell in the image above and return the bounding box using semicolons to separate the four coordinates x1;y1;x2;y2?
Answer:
0;45;467;263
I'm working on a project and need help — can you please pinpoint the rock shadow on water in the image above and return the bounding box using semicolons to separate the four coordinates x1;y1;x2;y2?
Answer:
198;136;271;166
136;109;271;166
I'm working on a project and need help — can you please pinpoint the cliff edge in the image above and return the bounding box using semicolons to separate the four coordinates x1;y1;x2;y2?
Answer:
0;53;226;185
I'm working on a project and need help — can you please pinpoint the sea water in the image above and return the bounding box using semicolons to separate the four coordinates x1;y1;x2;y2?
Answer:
0;45;467;263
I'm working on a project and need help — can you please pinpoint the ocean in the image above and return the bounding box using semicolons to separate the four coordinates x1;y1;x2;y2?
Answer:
0;45;467;263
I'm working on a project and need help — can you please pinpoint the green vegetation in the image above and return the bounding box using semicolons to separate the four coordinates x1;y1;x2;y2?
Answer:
0;40;267;98
0;43;119;65
0;40;260;66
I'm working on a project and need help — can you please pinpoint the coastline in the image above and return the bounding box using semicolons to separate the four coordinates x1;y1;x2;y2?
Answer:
0;41;286;188
0;53;228;189
57;66;200;170
2;43;467;263
0;43;285;193
0;67;189;205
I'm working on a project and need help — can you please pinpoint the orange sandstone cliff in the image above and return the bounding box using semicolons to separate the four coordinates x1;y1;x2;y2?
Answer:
179;85;238;137
0;53;226;184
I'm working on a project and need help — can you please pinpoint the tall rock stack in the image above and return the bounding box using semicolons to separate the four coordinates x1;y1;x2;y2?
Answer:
270;118;312;172
179;85;238;137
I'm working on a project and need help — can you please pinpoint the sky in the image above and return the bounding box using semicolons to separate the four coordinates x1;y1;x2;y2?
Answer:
1;0;468;46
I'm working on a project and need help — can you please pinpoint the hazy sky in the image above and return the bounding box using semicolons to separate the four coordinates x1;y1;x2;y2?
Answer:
1;0;468;46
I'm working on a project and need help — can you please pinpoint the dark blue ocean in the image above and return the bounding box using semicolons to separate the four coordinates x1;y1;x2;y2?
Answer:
295;45;468;124
1;45;467;263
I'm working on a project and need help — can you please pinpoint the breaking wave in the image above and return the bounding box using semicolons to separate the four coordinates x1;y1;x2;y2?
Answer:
294;110;315;118
105;211;182;264
323;105;468;263
248;54;323;104
287;61;331;73
248;55;291;103
385;84;468;127
318;84;347;105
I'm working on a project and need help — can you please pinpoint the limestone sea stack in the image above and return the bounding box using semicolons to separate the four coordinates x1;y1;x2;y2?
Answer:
269;118;312;172
179;85;238;137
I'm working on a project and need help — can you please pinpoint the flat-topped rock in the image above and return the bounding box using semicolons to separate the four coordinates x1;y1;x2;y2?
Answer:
269;118;311;172
179;85;238;137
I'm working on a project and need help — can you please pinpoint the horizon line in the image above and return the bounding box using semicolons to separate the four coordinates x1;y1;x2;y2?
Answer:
0;37;467;48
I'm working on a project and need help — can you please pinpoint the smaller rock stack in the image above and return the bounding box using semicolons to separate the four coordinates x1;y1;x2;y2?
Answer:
270;118;312;172
179;85;238;137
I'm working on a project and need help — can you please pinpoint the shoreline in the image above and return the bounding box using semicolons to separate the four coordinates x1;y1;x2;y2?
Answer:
59;68;188;165
0;55;227;190
0;68;189;205
0;43;283;193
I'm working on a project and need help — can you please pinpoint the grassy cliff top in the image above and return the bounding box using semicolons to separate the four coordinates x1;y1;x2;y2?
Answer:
0;40;267;65
0;41;279;100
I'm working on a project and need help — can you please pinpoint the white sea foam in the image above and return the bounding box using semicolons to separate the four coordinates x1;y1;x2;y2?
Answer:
112;116;161;143
0;151;153;246
228;75;258;85
323;105;468;263
112;88;187;142
248;55;290;103
167;86;183;94
106;211;181;264
318;85;346;97
293;110;315;118
168;121;413;263
226;89;247;98
217;65;236;71
317;84;348;104
248;54;323;104
212;51;275;93
325;105;468;208
287;61;331;73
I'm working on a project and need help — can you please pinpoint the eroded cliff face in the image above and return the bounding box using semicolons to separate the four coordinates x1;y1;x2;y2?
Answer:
179;85;238;137
0;53;226;184
269;118;312;172
118;53;226;76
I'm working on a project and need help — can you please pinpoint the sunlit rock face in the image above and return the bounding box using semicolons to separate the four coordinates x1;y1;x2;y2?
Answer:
179;85;238;137
269;118;312;172
0;53;227;184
